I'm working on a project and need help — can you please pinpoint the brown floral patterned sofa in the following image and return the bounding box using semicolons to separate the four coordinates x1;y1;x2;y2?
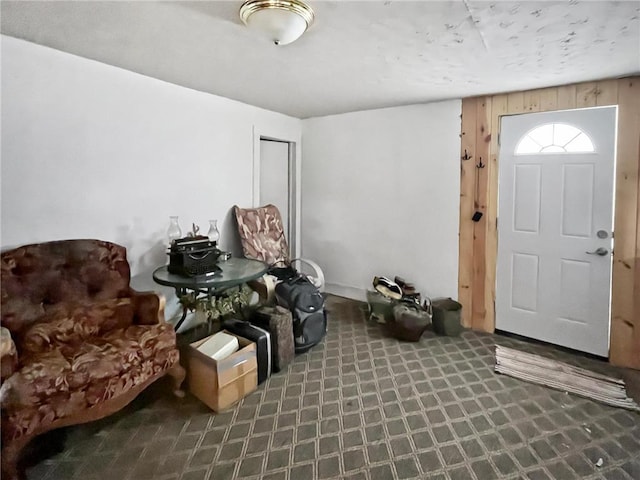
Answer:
0;239;185;479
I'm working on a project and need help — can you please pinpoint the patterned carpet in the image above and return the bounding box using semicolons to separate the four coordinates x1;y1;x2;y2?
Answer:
23;295;640;480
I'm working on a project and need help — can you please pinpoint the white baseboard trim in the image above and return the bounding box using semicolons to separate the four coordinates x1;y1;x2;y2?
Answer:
325;282;367;302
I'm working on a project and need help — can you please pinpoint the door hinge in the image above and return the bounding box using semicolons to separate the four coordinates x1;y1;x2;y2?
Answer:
496;217;498;229
497;133;501;146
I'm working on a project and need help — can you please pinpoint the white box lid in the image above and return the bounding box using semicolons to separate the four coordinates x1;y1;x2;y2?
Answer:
197;331;239;361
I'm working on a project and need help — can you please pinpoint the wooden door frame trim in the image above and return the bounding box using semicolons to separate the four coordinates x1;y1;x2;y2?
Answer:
252;129;302;259
458;77;640;369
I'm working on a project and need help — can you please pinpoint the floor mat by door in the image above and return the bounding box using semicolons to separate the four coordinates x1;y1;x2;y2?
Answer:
495;345;640;412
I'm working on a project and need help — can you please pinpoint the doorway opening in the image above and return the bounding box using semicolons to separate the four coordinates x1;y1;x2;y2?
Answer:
259;137;297;256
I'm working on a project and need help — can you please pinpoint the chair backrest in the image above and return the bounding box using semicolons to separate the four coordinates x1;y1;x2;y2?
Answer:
0;239;131;334
233;204;290;266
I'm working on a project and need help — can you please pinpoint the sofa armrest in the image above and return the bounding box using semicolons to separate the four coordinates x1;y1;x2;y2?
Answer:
0;327;18;381
130;290;166;325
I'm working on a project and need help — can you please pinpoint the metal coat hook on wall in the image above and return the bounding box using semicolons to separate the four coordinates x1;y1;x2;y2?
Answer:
472;156;485;222
462;149;473;161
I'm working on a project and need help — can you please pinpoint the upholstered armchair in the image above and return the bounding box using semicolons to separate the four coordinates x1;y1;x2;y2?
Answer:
0;239;185;480
233;204;324;302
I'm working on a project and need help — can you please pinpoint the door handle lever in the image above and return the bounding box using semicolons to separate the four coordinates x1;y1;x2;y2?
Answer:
586;247;609;256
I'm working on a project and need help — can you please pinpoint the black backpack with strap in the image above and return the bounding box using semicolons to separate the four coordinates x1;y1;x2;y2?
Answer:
274;274;327;353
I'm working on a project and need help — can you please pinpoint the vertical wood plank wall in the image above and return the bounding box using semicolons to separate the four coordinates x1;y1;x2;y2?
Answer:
458;77;640;370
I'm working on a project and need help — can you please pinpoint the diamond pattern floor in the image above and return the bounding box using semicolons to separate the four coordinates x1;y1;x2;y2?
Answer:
23;295;640;480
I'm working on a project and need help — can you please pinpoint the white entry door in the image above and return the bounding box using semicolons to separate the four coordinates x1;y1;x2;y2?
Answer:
496;107;617;357
260;139;291;242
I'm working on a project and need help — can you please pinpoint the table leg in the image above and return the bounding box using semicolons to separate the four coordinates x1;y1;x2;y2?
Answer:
173;305;189;331
173;287;189;332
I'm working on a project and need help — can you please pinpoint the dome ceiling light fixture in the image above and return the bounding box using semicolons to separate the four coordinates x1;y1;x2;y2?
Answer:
239;0;315;46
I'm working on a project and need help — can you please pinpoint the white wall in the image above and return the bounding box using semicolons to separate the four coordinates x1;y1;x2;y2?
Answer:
1;36;462;315
1;36;301;324
301;101;461;301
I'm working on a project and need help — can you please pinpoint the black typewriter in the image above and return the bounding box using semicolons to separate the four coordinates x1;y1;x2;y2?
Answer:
168;236;222;276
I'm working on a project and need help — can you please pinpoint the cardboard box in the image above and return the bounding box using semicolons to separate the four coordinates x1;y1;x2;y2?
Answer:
182;331;258;412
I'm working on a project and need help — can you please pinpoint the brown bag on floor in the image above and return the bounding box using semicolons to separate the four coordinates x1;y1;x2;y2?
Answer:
387;302;432;342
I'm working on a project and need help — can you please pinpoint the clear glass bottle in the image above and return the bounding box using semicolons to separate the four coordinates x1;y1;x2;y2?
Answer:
207;219;220;245
166;216;182;246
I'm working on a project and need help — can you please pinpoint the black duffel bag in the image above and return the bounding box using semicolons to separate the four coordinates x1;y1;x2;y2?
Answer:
275;275;327;353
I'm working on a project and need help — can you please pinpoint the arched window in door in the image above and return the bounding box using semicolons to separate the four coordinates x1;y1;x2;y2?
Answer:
515;123;595;155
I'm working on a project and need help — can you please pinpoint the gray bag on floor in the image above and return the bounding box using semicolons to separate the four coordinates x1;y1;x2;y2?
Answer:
431;298;463;336
366;290;395;323
275;275;327;353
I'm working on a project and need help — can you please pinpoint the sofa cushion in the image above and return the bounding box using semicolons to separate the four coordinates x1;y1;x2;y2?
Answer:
2;348;179;442
0;322;176;410
19;298;135;355
1;327;18;380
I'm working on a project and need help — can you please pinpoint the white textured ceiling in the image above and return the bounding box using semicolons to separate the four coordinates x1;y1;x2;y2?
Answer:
1;1;639;118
